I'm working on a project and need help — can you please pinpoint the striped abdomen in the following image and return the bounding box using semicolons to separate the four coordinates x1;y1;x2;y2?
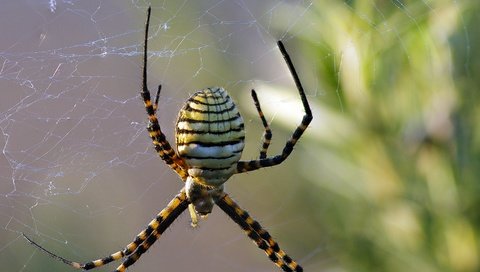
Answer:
176;87;245;186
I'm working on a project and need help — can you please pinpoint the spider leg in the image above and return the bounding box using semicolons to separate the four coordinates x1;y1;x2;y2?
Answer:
22;233;84;269
142;6;188;180
153;84;161;113
23;190;188;270
114;192;189;272
236;41;312;173
113;230;161;272
216;193;302;272
251;89;272;159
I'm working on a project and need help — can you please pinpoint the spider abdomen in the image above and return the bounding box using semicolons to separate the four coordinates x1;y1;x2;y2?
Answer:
176;87;245;186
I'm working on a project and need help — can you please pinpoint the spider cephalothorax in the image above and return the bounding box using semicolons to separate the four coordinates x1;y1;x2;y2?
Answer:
24;6;311;272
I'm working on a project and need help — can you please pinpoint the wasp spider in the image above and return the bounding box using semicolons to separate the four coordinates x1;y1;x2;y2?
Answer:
23;6;312;272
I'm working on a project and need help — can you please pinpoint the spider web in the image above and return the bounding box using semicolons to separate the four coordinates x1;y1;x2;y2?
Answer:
0;1;475;272
0;1;317;271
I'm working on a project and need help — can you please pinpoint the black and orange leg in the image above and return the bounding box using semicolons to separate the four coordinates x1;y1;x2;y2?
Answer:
251;89;272;159
23;190;189;270
114;193;189;272
236;41;312;173
246;210;300;271
216;194;302;272
142;6;188;180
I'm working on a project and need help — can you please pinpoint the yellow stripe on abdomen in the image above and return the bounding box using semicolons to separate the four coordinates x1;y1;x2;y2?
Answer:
176;87;245;186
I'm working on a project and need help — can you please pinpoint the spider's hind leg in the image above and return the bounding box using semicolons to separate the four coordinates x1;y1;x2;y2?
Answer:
236;41;312;173
141;6;188;179
251;89;272;159
153;85;161;113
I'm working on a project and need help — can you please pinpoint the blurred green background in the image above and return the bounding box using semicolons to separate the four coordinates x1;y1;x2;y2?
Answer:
283;1;480;271
1;1;479;272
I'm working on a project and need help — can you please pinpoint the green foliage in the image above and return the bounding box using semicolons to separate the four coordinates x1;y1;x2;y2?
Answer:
283;1;480;271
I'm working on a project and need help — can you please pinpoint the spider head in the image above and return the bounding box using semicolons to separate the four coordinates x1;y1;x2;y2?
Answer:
185;176;224;215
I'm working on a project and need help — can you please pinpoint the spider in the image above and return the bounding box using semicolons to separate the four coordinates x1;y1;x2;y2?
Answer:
23;6;312;272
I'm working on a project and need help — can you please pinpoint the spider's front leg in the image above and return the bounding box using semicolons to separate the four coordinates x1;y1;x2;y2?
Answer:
216;194;303;272
23;190;189;271
113;190;189;272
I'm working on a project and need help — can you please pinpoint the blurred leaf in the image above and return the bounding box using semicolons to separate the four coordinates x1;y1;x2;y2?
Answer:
272;1;480;271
